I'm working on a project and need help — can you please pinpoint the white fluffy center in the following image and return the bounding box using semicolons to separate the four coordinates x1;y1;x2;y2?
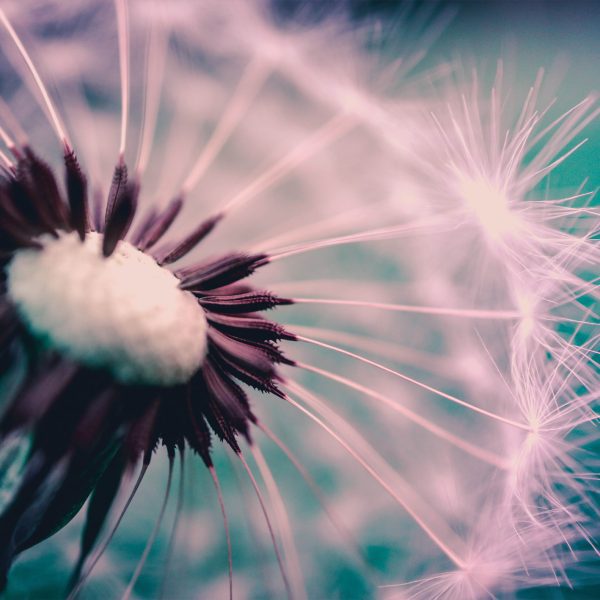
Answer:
6;232;208;385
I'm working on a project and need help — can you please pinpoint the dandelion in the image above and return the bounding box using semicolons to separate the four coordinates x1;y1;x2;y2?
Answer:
376;68;600;598
0;1;598;599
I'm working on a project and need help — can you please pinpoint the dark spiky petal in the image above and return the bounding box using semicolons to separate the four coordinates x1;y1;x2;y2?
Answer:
67;449;125;594
138;196;183;251
0;303;21;377
0;428;122;584
28;368;115;461
208;312;297;342
0;189;39;245
0;359;80;435
178;252;269;291
72;389;119;450
195;381;242;453
202;359;253;434
249;338;293;365
184;387;213;467
0;367;131;581
0;302;18;346
102;182;139;257
0;222;37;252
157;212;224;265
20;430;120;551
104;160;128;226
197;290;293;313
0;453;67;587
22;148;69;231
64;150;89;241
8;175;55;236
208;327;278;376
124;398;161;465
209;341;283;396
153;386;187;457
0;222;39;253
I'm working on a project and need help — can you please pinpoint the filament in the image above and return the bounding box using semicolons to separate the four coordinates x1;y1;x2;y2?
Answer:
250;204;385;254
159;449;186;600
296;334;531;432
136;16;168;177
114;0;130;158
283;381;467;569
297;361;512;470
292;297;521;320
122;456;174;600
0;8;69;147
68;462;149;600
257;421;375;576
181;57;270;195
0;148;12;168
289;324;462;380
0;122;15;152
267;214;455;262
250;444;306;600
209;465;234;600
221;112;354;215
238;453;292;598
0;97;26;149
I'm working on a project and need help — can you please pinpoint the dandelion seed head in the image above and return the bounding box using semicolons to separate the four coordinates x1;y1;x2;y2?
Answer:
0;0;597;596
455;174;523;245
512;285;542;345
7;231;208;385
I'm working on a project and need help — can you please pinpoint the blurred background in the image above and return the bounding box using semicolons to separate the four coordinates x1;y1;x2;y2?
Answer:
358;0;600;187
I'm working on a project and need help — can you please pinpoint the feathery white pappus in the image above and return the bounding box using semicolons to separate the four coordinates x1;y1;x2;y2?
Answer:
7;231;208;385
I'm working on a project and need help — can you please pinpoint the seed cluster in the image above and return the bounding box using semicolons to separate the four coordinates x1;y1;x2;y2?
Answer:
0;146;295;586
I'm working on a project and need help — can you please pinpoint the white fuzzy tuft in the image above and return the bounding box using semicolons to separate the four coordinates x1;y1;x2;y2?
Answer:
7;232;207;385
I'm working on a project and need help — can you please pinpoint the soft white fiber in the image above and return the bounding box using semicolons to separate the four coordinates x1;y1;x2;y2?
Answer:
7;231;207;385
